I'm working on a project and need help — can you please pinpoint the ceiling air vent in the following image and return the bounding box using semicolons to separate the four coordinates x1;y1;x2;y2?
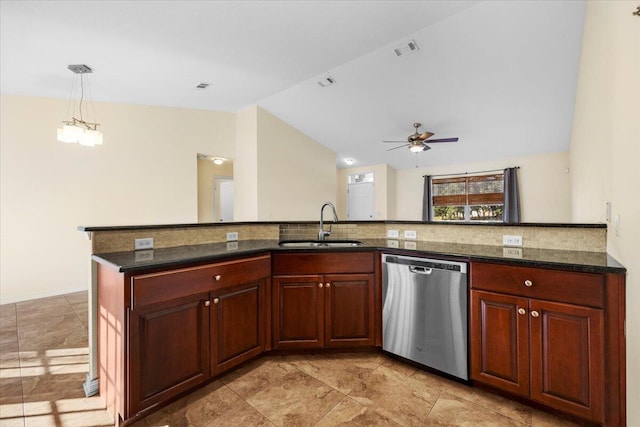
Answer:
318;74;337;88
195;83;210;89
394;40;419;57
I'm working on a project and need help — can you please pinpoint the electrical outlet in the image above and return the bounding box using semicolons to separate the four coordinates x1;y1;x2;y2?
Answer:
404;230;417;240
502;235;522;247
387;230;399;238
226;232;238;241
387;239;399;248
226;241;238;250
134;238;154;250
503;247;523;259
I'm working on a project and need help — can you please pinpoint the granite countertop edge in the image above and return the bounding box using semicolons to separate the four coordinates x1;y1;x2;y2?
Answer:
91;239;626;275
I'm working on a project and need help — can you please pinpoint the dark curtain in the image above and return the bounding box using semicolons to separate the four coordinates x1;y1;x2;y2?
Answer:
422;175;433;221
503;167;521;224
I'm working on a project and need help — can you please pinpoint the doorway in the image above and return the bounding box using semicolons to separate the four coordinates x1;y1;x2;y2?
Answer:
197;155;233;222
215;177;234;222
347;172;374;220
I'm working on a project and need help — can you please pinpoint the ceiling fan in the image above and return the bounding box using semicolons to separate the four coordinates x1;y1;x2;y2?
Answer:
383;122;459;153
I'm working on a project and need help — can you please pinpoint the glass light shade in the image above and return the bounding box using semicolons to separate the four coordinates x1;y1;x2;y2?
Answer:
213;158;223;165
57;125;83;143
85;130;104;146
409;144;424;153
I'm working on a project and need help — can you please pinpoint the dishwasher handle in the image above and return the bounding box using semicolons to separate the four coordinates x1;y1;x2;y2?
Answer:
408;266;433;275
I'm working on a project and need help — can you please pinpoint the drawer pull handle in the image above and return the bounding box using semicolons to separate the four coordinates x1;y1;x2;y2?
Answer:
518;308;526;315
319;283;324;288
326;282;331;288
214;275;221;281
531;310;540;318
204;300;211;307
524;279;533;287
213;298;220;304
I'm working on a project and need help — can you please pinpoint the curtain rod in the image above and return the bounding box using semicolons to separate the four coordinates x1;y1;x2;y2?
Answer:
422;166;519;178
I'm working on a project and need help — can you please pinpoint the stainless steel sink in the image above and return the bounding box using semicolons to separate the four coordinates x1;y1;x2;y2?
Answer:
278;240;362;248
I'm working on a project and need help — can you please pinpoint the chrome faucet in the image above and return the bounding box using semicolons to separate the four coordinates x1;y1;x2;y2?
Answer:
318;202;338;241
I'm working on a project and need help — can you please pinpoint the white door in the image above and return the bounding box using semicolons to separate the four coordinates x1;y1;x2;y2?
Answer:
347;182;374;220
218;180;234;221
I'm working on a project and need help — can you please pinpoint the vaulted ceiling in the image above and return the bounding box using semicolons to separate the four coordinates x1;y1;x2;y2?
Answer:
0;1;585;170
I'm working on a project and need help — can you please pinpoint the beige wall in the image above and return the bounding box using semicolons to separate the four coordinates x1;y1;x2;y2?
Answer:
234;106;259;221
0;95;235;303
255;107;337;220
394;151;571;222
197;159;233;222
569;2;640;424
337;163;396;220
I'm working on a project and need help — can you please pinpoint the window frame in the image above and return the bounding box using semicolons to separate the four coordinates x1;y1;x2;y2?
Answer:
431;173;505;223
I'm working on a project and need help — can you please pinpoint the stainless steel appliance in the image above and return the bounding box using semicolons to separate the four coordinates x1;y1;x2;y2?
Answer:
382;254;468;380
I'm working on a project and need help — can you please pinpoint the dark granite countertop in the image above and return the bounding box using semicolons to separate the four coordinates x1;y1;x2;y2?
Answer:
92;239;626;275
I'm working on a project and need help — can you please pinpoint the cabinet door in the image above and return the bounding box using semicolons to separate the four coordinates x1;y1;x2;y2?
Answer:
211;280;265;376
128;292;210;416
470;290;529;397
272;275;324;349
529;299;604;423
324;274;375;347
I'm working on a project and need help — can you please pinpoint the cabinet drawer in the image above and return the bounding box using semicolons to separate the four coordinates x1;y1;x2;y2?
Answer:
132;265;215;309
210;255;271;290
131;255;270;308
272;252;374;275
470;262;603;308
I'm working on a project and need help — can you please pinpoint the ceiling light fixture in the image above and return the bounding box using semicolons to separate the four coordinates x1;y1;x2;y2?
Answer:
57;64;103;146
213;158;224;165
345;159;354;165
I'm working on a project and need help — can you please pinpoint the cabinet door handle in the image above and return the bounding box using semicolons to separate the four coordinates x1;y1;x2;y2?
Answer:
518;308;526;315
319;283;324;288
531;310;540;318
524;279;533;287
326;282;331;288
204;300;211;307
214;275;221;281
213;298;220;304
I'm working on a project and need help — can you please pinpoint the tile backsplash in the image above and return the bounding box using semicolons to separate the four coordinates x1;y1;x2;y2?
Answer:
90;222;606;254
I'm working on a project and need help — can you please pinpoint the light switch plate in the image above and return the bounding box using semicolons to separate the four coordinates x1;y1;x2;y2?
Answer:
226;232;238;241
404;230;417;240
134;250;154;262
226;241;238;250
387;230;399;238
134;238;154;250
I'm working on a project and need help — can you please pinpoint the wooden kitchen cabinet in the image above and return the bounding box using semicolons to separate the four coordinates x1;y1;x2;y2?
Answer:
470;261;616;425
210;278;268;375
272;252;376;349
97;254;270;424
129;292;210;416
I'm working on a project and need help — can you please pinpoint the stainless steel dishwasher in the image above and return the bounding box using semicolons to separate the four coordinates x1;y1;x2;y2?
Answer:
382;254;468;380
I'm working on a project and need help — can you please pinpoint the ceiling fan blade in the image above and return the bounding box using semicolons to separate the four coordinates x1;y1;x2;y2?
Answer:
386;144;410;151
422;145;432;151
425;137;459;143
383;140;409;143
417;132;435;140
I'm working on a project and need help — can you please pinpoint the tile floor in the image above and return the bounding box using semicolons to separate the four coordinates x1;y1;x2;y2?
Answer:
0;292;581;426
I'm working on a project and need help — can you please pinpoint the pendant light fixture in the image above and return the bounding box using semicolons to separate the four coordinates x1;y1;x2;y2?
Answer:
57;64;103;146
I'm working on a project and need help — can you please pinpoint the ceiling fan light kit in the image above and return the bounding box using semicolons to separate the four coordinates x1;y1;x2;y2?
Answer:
383;122;459;153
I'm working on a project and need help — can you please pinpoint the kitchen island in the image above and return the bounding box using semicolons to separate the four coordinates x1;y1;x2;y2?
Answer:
84;221;626;426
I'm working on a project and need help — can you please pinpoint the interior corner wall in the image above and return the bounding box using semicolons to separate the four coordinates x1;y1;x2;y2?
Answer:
394;151;572;222
0;95;235;303
234;106;259;221
255;107;336;220
568;2;640;425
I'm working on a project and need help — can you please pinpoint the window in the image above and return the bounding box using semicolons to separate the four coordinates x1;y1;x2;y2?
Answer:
432;174;504;222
